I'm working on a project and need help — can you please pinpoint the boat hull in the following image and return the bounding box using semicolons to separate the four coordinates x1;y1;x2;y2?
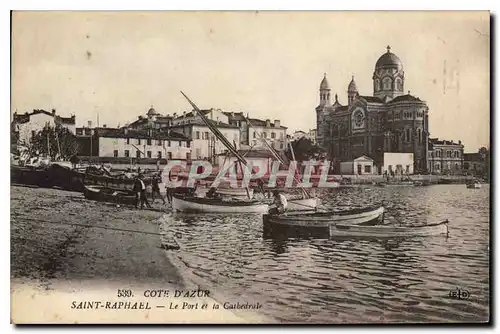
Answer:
286;197;319;211
172;194;268;213
263;205;385;238
329;220;449;238
216;188;254;198
467;183;482;189
83;185;137;206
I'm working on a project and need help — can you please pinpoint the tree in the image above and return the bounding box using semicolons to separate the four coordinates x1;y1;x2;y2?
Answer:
30;125;80;160
478;146;490;178
285;137;324;162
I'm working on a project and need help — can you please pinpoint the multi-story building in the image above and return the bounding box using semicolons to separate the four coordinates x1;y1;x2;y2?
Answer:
126;106;173;130
427;138;464;174
76;127;191;163
225;112;288;151
12;109;76;146
315;46;430;174
168;120;240;162
463;152;488;177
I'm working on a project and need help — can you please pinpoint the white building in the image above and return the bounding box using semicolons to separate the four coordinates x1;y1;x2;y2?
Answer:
340;155;375;175
246;118;288;151
76;127;191;161
383;152;414;175
12;109;76;146
169;120;240;162
171;108;229;126
216;150;276;176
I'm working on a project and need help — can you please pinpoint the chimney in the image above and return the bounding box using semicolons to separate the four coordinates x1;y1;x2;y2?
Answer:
266;119;270;127
459;140;462;145
103;124;107;128
274;120;280;128
52;109;56;115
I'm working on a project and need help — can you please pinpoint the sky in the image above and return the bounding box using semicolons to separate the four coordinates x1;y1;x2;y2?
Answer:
11;11;490;152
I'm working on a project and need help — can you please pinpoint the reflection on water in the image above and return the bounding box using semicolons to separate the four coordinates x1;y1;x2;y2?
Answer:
162;185;490;323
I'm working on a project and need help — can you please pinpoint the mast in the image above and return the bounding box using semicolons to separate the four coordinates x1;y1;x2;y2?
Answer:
245;116;310;198
180;91;252;198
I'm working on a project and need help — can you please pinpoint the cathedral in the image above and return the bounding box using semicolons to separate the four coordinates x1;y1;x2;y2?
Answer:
316;46;430;174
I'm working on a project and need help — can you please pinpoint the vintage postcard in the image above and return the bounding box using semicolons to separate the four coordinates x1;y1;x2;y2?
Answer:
10;11;490;324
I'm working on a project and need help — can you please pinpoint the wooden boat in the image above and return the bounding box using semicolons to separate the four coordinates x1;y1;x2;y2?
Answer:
172;194;268;213
83;185;137;206
466;182;482;189
262;205;385;238
285;197;320;211
216;187;254;198
329;220;449;238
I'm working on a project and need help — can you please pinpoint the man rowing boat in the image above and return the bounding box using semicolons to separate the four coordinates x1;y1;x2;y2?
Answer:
268;190;288;215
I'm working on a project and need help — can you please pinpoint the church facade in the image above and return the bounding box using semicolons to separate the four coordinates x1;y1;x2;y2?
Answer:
316;46;430;174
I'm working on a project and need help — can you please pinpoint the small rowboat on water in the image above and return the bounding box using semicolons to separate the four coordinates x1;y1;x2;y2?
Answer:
285;197;320;211
466;182;482;189
329;220;449;238
172;194;269;213
263;205;385;238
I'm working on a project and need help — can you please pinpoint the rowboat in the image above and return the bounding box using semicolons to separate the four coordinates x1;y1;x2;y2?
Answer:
466;182;482;189
172;194;269;213
83;185;137;206
286;197;320;211
216;187;254;198
329;220;449;238
262;205;385;238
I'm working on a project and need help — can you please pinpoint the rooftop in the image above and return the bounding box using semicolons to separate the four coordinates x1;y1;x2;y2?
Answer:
76;127;190;141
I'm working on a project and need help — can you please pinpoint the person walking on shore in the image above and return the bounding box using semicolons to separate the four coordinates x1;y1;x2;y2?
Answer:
151;172;166;205
133;174;151;209
166;169;174;203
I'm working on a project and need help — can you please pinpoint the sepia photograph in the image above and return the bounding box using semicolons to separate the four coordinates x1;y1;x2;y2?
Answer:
9;10;490;324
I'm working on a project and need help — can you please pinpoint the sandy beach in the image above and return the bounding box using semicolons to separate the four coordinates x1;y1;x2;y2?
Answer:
10;185;267;324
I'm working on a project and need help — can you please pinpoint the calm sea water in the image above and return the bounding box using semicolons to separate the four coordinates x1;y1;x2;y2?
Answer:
162;184;490;323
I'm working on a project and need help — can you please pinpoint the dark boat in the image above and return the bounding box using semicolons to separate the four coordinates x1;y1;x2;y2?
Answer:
11;163;84;192
263;205;385;238
83;185;137;206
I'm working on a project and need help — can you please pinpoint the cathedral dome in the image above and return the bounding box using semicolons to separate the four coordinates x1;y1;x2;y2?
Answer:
375;46;403;70
348;76;358;92
320;73;331;90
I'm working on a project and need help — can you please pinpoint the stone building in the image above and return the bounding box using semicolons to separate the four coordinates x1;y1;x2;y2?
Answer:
126;106;173;130
315;46;430;174
427;138;464;174
12;109;76;146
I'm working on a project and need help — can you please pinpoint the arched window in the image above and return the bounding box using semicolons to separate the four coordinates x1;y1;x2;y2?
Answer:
375;79;381;91
436;150;441;158
396;78;403;91
383;77;392;90
406;128;411;142
417;129;422;143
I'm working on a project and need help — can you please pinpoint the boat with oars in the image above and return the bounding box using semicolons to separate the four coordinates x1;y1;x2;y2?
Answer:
263;204;448;239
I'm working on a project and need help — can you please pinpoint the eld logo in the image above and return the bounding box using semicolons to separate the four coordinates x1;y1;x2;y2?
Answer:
449;287;470;300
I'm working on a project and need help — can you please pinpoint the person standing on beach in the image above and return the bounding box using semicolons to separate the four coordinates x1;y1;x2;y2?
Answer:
166;169;174;203
151;172;166;205
133;174;151;209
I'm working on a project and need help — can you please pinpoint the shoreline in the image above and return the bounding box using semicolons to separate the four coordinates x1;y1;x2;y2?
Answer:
10;185;252;324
